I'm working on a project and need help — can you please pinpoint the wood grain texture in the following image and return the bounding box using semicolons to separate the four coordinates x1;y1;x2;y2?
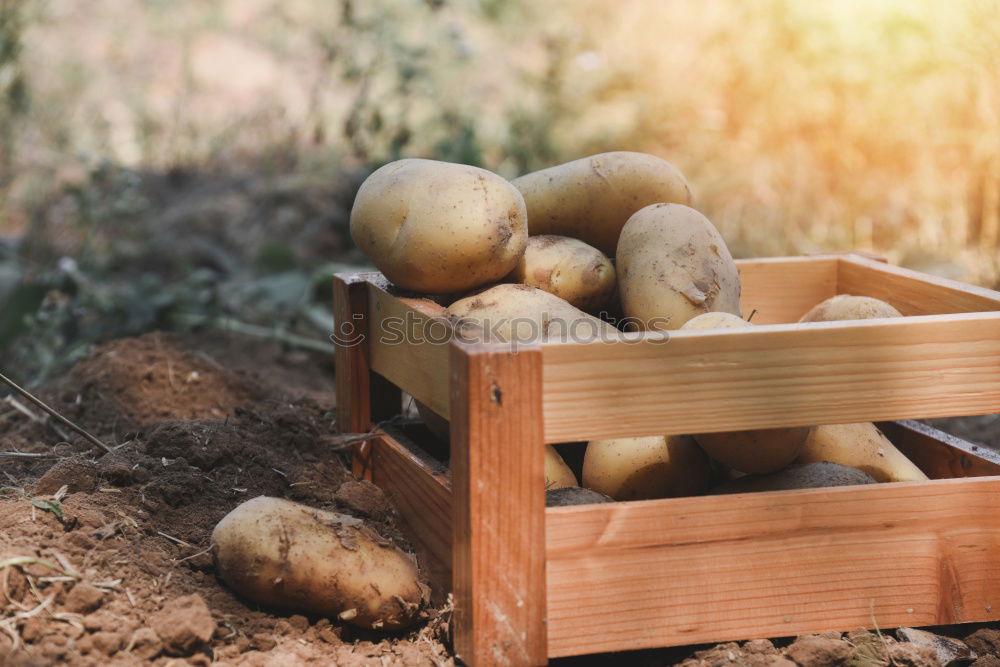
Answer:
837;254;1000;315
879;420;1000;479
370;427;452;571
540;312;1000;442
333;273;400;479
450;340;547;666
367;283;453;420
737;256;838;324
545;476;1000;657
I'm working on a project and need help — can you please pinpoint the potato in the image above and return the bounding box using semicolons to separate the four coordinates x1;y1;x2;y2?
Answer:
693;427;811;475
582;435;711;501
617;203;741;331
710;462;878;495
507;235;616;313
512;152;691;255
680;311;748;330
446;284;618;344
795;422;928;482
350;159;527;293
680;313;811;473
212;496;427;630
545;445;578;489
799;295;902;322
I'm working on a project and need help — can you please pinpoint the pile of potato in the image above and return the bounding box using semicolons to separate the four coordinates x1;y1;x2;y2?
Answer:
350;152;928;503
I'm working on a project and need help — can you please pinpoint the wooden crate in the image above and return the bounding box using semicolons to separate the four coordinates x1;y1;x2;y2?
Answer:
332;253;1000;665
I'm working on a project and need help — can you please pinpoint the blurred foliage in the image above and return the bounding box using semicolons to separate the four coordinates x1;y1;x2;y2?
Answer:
1;0;1000;385
0;0;29;186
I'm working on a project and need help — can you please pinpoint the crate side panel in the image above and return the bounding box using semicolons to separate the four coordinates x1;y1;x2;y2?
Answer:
368;285;452;419
370;433;452;571
450;342;548;664
737;257;838;324
878;420;1000;479
545;477;1000;657
837;255;1000;315
541;313;1000;442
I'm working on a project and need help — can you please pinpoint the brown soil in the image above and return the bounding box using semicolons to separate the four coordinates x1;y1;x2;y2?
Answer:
0;332;452;666
1;332;997;666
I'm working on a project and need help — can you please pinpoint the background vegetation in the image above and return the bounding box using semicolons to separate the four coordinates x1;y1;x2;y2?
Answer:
1;0;999;384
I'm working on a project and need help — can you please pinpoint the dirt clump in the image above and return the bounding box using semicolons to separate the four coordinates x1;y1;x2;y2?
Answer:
784;634;852;666
31;457;98;495
66;332;264;429
62;582;105;614
967;628;1000;658
335;480;393;520
679;640;794;666
151;593;216;656
885;641;939;666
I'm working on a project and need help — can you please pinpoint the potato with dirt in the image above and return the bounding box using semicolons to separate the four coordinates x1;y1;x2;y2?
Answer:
710;462;878;494
582;435;711;500
546;486;613;506
795;422;928;482
212;496;427;630
506;235;616;313
798;294;902;322
617;203;741;331
446;283;619;344
512;151;691;255
350;158;528;293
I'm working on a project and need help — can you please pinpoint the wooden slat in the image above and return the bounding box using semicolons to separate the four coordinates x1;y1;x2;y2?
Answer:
540;312;1000;442
545;476;1000;657
837;254;1000;315
369;427;452;571
737;256;838;324
333;273;401;479
451;340;547;665
878;420;1000;479
368;283;453;420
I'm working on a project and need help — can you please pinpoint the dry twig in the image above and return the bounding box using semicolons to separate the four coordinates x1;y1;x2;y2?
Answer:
0;371;113;454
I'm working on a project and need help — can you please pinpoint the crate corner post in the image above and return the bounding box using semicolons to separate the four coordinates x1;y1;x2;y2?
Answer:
449;339;548;666
332;272;401;480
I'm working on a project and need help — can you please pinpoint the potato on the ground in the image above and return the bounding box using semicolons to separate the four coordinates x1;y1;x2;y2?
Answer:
507;235;616;313
710;462;878;494
799;294;902;322
617;203;741;331
212;496;427;630
796;422;928;482
512;151;691;255
350;158;527;293
446;283;618;344
582;435;711;501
